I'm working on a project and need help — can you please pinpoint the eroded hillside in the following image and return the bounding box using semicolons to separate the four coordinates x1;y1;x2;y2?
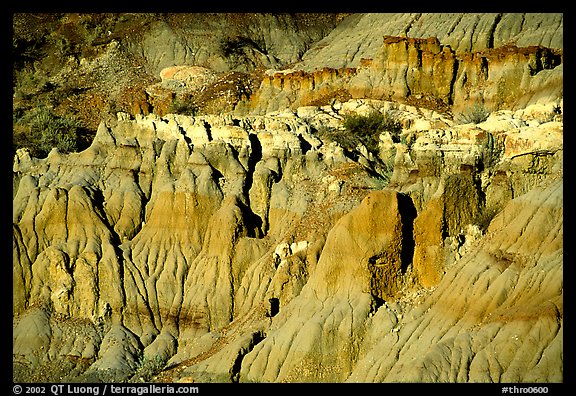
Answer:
13;13;563;383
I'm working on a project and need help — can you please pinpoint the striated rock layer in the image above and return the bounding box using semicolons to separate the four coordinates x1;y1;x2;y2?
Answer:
13;97;562;382
13;106;374;381
249;35;562;116
240;180;562;383
297;13;563;69
235;13;562;117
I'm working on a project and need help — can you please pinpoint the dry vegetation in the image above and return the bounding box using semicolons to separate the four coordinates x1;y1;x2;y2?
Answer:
13;13;342;157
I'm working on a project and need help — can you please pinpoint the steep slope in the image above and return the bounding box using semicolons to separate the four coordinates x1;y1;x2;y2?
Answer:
13;12;563;384
238;179;562;383
297;13;563;70
13;104;378;381
246;13;562;116
12;13;342;150
13;98;562;382
351;179;563;382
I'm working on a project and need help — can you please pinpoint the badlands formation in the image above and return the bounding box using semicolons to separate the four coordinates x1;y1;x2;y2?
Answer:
13;13;563;383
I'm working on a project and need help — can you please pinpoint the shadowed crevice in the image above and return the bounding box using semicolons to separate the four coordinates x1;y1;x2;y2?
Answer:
397;193;417;273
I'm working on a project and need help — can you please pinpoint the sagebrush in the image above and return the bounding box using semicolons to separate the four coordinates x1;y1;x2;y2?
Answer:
314;109;401;186
456;102;491;124
13;107;83;158
339;110;402;155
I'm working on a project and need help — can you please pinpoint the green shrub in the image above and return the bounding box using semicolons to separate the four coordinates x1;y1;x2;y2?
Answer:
313;110;400;188
169;97;198;116
14;107;81;158
455;102;490;124
132;355;166;382
340;110;402;155
13;67;53;99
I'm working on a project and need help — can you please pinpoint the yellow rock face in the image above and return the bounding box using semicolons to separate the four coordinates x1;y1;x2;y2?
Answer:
13;98;562;382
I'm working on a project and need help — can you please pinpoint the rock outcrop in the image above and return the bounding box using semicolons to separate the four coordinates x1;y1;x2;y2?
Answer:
13;12;563;384
13;104;375;381
131;14;344;76
349;179;563;382
249;35;562;115
238;179;562;383
13;13;562;138
13;96;563;382
298;13;563;69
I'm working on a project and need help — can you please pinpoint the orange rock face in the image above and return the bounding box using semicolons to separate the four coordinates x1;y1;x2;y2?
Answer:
248;35;562;116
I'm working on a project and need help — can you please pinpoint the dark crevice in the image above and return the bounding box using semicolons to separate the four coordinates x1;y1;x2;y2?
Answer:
297;134;312;155
211;168;225;194
397;193;417;273
242;133;263;229
468;15;480;53
480;56;489;80
446;13;464;37
266;298;280;317
181;131;192;147
487;13;503;49
370;295;385;313
447;55;459;106
203;120;213;141
519;13;526;34
415;48;423;68
403;13;421;37
152;138;165;158
237;198;263;239
230;330;266;383
248;133;263;172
